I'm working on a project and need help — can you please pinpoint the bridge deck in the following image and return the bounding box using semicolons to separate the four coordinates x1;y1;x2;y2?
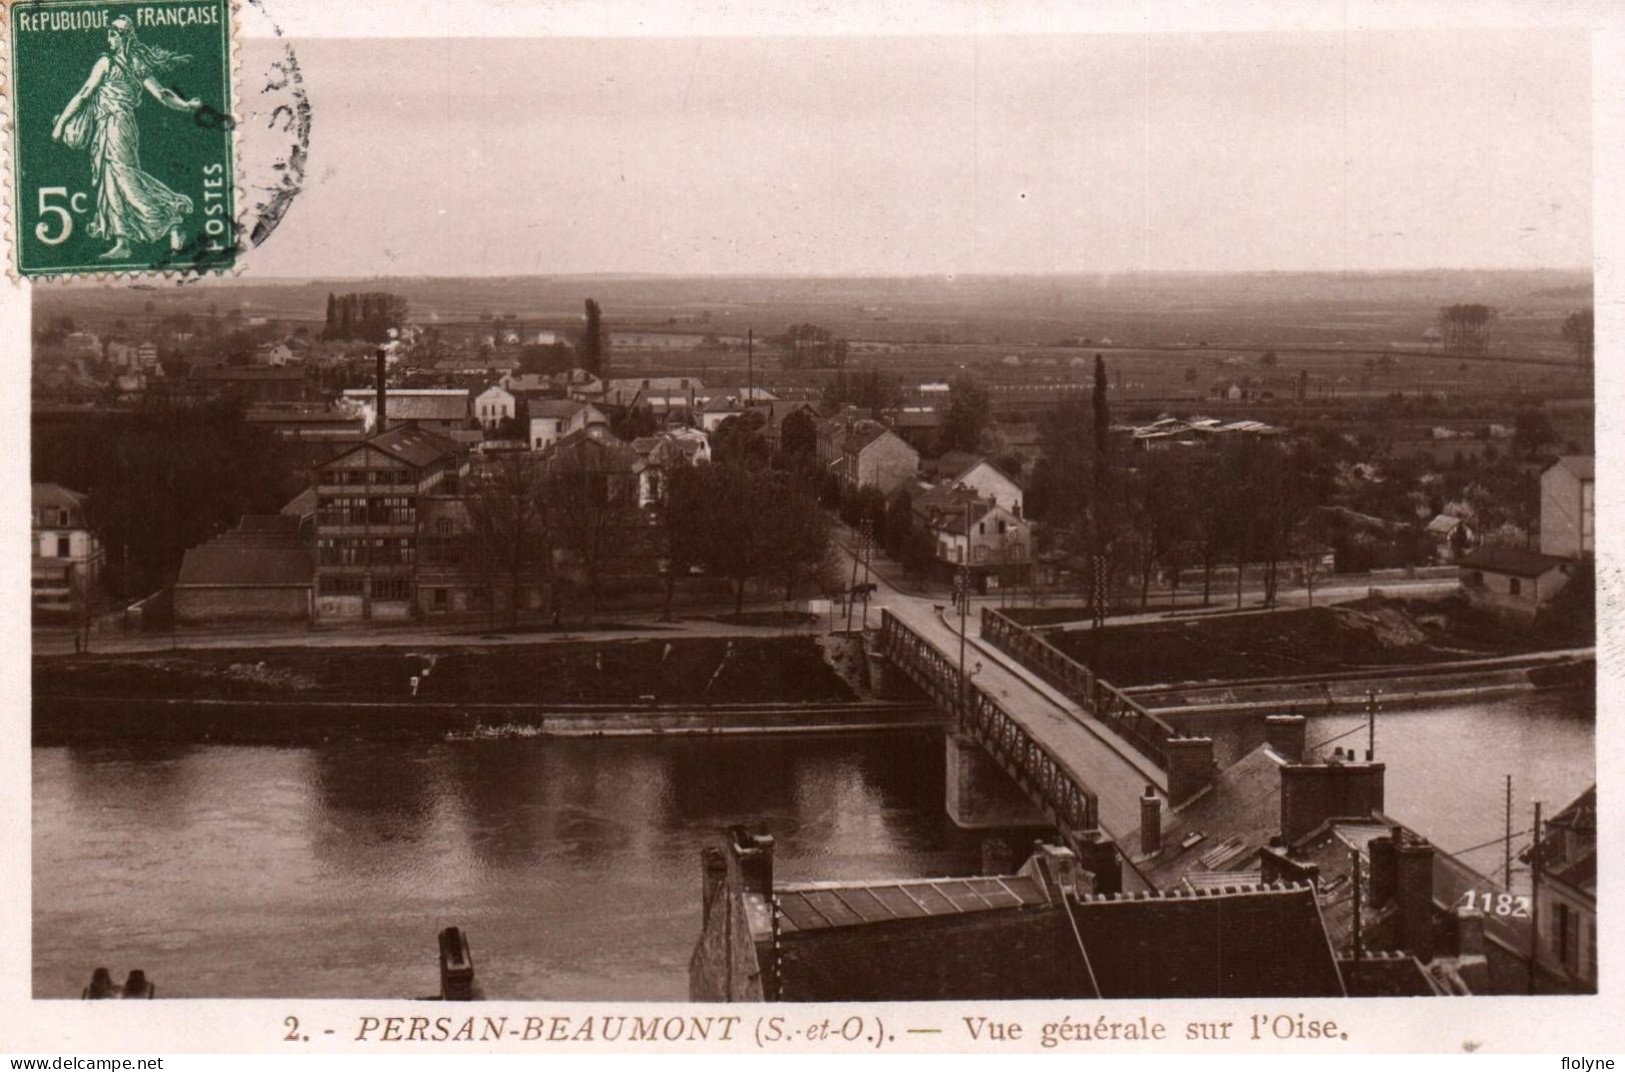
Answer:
882;597;1168;839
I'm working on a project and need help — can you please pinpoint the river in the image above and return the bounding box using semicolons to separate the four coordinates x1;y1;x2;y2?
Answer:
32;691;1592;999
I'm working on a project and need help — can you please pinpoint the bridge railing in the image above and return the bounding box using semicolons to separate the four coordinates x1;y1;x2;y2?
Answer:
880;610;1100;836
980;607;1179;772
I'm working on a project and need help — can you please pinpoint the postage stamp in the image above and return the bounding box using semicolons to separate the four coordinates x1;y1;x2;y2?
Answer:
4;0;238;277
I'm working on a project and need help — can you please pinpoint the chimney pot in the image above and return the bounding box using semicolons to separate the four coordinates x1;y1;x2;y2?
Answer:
1139;785;1162;856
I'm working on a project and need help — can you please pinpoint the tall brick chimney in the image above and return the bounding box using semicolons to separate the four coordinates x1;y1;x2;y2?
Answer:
1264;714;1307;762
1139;785;1162;856
1279;751;1386;844
1394;830;1436;960
375;346;388;435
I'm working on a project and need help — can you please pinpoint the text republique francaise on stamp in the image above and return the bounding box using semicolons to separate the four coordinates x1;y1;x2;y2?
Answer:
4;0;237;277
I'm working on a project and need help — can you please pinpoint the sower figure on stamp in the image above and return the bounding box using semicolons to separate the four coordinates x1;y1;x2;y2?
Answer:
50;17;203;260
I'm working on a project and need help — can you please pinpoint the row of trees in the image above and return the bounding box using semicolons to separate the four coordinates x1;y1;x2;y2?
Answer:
321;292;410;342
772;323;849;369
33;399;301;599
1028;356;1337;614
465;424;833;625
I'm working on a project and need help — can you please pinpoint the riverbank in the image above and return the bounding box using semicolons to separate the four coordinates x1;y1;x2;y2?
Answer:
33;695;944;745
1039;595;1592;687
33;635;943;745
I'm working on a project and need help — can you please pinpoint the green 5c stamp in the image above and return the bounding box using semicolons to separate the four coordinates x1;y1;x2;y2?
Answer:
5;0;237;276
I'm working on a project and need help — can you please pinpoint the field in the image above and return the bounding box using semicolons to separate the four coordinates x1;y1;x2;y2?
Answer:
35;268;1593;419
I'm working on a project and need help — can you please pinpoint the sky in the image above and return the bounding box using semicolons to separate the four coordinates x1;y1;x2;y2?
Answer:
238;28;1593;277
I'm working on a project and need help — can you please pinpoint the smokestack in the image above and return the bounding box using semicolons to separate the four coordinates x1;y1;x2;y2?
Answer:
1139;785;1162;855
1265;714;1307;762
375;347;388;435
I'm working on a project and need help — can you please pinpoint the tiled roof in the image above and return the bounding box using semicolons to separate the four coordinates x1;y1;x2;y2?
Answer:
33;483;90;512
1457;546;1572;578
176;516;313;589
1549;455;1594;481
338;423;466;469
776;876;1048;934
529;399;588;419
1125;744;1288;891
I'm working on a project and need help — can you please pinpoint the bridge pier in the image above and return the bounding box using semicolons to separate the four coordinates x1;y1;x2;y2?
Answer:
945;731;1054;873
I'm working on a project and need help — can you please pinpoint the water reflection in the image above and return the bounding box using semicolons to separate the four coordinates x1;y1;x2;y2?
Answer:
33;694;1592;1000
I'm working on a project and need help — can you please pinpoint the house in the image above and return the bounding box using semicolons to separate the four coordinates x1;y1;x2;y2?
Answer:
690;831;1345;1002
31;484;104;619
911;485;1030;589
528;400;608;452
341;388;472;438
1421;326;1444;348
947;457;1025;518
631;428;711;507
474;384;517;430
62;331;100;356
1539;456;1593;559
254;342;296;367
840;424;920;497
606;377;704;416
1123;724;1532;995
1457;546;1576;622
173;515;313;624
815;417;850;469
135;342;160;369
1425;514;1475;563
1521;785;1596;991
201;366;312;404
312;424;470;621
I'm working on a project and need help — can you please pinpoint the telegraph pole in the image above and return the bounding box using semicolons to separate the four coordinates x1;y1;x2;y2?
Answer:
958;499;971;717
1365;689;1379;761
859;516;874;631
746;329;754;405
1528;800;1542;995
1504;775;1514;886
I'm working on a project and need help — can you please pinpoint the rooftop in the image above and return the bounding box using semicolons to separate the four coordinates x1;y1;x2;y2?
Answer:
1457;546;1573;578
1547;455;1594;481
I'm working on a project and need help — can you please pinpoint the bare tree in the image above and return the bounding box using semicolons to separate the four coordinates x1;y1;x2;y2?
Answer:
544;434;640;625
463;454;549;626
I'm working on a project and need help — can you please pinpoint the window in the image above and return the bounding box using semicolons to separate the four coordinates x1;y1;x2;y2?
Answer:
319;575;364;595
433;588;448;609
1510;577;1522;597
1470;571;1484;589
57;536;70;557
998;520;1007;535
1557;902;1573;972
57;508;71;527
372;577;412;601
436;517;454;535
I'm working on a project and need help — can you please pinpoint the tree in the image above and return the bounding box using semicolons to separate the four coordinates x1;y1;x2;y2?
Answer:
712;409;771;469
542;434;639;624
576;299;607;376
1438;303;1497;355
940;373;992;454
612;405;658;441
654;460;707;620
1512;409;1557;459
779;407;818;463
773;323;847;369
463;454;549;626
1561;307;1594;367
763;477;832;601
37;397;298;599
1088;354;1113;626
695;463;776;616
822;366;901;411
1259;351;1278;368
